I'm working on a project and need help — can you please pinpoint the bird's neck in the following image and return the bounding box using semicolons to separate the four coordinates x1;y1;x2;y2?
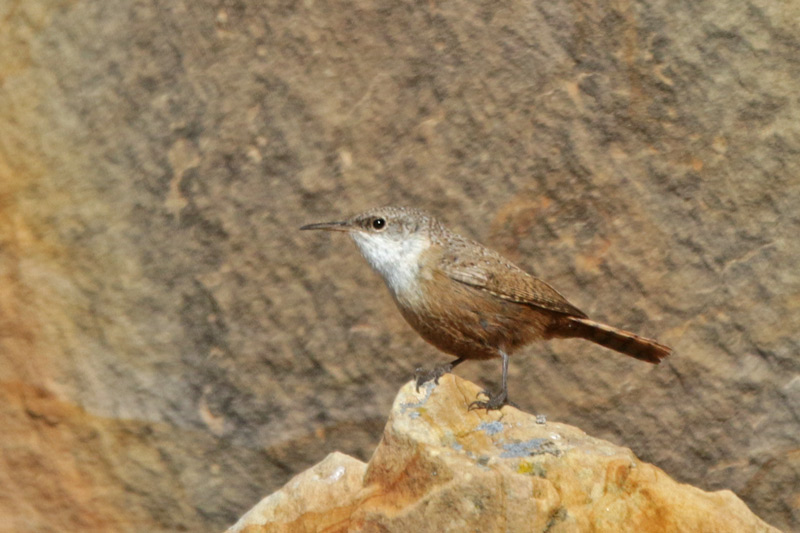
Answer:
350;232;431;298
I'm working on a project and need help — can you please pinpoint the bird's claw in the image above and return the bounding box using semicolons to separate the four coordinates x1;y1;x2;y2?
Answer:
414;363;453;392
468;390;517;411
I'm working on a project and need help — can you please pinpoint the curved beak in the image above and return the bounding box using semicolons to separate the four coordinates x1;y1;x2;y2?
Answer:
299;220;352;232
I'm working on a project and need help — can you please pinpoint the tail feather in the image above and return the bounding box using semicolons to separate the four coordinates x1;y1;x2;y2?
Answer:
562;317;671;364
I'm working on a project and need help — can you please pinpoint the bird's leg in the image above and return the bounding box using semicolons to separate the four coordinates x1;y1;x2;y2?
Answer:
415;356;466;391
469;350;516;411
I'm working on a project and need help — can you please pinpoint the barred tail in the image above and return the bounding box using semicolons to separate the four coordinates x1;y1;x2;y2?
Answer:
562;317;671;364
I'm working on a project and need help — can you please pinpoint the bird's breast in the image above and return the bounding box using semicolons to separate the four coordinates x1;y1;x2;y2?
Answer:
391;265;554;359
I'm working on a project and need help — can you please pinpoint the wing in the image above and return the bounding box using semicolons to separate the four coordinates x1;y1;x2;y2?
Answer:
438;242;587;318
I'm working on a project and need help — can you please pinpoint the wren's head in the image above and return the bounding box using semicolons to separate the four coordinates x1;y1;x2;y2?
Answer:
300;206;440;295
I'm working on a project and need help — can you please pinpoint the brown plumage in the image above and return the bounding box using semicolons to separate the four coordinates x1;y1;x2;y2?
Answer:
301;206;671;410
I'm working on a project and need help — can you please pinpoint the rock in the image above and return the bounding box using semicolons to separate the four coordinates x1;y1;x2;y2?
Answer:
228;375;780;533
228;452;367;533
0;381;220;532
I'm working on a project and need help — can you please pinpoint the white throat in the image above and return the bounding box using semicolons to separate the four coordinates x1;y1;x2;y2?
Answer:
350;231;428;296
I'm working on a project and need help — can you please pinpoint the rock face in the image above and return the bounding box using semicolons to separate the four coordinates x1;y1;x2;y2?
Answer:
1;0;799;531
229;375;780;533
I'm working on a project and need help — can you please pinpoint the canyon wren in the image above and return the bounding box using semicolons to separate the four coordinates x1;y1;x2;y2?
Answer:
301;206;671;410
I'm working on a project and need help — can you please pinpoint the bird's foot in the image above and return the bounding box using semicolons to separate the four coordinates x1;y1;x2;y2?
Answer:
414;362;454;392
468;389;517;411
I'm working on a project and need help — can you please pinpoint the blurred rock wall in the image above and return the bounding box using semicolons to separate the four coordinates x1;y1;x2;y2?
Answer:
0;0;797;531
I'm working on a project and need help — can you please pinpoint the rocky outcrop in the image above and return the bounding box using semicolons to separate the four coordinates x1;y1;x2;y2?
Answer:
229;375;780;533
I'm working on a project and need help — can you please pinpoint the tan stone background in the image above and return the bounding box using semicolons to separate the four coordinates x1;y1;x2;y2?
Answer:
1;0;798;531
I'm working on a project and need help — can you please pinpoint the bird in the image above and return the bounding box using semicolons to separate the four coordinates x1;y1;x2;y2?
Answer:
301;206;671;410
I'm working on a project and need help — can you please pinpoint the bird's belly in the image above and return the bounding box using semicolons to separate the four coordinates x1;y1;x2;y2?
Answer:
392;279;552;360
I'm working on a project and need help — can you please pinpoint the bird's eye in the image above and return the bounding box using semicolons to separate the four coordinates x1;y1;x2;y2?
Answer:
372;217;386;230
